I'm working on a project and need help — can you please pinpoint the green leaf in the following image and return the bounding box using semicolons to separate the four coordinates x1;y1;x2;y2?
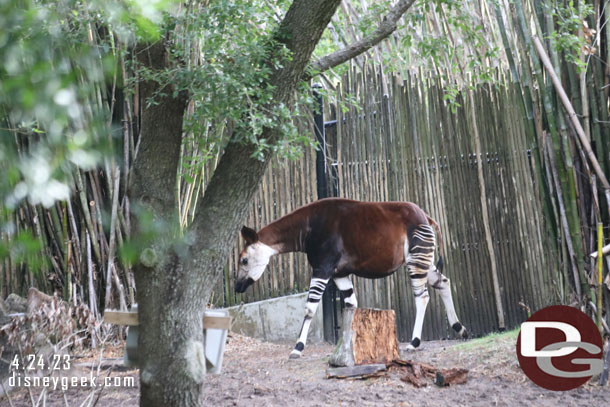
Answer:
134;15;161;42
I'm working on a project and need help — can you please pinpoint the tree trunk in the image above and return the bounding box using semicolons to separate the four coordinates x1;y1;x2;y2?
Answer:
129;0;414;404
130;40;199;406
130;2;343;406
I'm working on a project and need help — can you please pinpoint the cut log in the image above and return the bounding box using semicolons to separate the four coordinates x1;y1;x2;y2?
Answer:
326;364;387;379
329;308;399;367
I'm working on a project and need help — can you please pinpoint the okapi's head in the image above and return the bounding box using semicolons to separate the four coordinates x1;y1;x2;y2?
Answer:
235;226;277;293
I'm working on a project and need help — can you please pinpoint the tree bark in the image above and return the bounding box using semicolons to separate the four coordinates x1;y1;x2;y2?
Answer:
329;308;400;367
130;2;343;406
131;41;196;406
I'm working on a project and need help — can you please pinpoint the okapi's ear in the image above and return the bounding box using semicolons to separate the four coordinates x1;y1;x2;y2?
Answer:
241;226;259;244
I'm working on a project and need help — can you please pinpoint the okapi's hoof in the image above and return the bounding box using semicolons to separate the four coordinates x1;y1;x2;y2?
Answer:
289;350;302;359
453;322;468;338
406;338;421;351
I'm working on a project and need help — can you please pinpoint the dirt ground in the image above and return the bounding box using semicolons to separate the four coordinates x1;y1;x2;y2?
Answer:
4;330;610;407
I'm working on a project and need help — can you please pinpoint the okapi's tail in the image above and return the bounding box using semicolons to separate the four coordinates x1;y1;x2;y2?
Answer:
427;216;444;273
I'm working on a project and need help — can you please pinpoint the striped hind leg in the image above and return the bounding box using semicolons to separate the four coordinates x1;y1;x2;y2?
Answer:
406;224;436;350
334;276;357;308
428;270;468;338
289;276;328;359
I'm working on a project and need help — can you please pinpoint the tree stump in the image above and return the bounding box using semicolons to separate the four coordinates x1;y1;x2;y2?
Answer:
329;308;399;367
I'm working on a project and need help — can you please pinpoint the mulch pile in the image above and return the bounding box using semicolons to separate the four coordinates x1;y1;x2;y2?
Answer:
327;359;468;388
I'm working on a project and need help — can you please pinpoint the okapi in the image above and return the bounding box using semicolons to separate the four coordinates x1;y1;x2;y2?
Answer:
234;198;467;358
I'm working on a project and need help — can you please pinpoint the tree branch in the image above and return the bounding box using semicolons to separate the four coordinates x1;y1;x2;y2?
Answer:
189;0;342;261
308;0;416;77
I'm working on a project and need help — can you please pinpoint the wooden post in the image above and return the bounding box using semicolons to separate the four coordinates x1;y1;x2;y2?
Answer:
329;308;399;367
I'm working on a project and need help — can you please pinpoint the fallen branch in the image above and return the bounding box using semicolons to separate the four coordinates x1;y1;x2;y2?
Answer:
392;359;468;387
435;368;469;387
589;243;610;258
327;358;469;387
401;372;428;388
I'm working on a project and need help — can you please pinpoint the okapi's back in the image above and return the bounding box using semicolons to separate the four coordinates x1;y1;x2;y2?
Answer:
298;199;432;279
306;198;430;229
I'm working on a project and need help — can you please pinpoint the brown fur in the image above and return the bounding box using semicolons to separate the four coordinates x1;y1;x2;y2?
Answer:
241;198;439;280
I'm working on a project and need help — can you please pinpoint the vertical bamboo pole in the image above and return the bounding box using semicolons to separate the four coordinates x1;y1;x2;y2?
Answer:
598;223;603;332
545;133;582;298
104;167;121;310
532;37;610;200
492;1;519;83
469;89;505;330
75;170;102;262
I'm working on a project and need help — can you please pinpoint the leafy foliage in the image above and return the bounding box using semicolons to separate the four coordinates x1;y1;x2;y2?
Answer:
0;0;176;279
0;0;181;208
549;1;594;72
312;0;500;106
132;0;317;164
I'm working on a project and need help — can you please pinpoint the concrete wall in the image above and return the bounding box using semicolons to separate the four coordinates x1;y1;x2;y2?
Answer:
224;293;324;344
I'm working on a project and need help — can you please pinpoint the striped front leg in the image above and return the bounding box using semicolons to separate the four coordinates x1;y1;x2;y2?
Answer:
289;276;328;359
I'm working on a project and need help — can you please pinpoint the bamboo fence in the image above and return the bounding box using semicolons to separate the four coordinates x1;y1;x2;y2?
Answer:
3;0;610;341
215;65;573;340
322;66;558;339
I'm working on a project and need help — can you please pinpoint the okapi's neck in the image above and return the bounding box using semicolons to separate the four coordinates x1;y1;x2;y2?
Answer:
257;208;310;254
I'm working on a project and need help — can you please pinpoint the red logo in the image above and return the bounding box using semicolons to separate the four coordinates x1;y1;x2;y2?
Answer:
516;305;603;391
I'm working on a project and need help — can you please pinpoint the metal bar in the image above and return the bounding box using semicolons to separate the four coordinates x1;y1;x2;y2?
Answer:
314;84;329;199
314;84;338;343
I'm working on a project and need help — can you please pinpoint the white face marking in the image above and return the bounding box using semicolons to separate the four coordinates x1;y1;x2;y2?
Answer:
239;242;278;281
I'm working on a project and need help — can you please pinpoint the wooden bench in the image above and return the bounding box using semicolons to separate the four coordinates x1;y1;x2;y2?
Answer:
104;306;231;374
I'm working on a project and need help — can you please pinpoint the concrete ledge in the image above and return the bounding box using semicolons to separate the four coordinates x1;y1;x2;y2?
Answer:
224;293;324;344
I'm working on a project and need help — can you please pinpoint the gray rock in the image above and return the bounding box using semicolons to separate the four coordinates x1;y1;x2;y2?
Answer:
5;293;27;313
27;287;54;314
